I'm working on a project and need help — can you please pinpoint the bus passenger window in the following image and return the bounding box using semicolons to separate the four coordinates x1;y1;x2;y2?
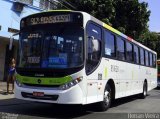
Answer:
149;53;153;67
140;48;145;65
153;54;156;68
104;31;116;57
126;42;133;62
134;45;139;64
145;50;149;66
117;37;125;60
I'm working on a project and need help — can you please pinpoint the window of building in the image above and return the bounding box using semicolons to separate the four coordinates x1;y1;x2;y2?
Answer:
149;53;153;67
145;50;149;66
140;48;145;65
117;37;125;60
126;42;133;62
104;31;116;57
18;0;33;5
39;0;49;9
134;45;139;64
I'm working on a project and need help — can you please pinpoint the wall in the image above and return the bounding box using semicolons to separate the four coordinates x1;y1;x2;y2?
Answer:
0;0;42;38
0;0;42;81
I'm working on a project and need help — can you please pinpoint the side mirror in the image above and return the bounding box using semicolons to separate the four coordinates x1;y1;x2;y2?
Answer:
92;39;100;52
87;36;100;61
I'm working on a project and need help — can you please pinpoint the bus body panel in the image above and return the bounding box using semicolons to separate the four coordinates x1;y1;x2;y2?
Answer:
85;57;157;103
15;81;85;104
15;10;157;106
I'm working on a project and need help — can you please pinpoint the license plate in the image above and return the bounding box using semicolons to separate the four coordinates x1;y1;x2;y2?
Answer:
33;92;44;97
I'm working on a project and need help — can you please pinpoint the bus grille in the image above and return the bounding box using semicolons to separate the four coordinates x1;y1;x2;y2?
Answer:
21;92;59;101
23;83;60;88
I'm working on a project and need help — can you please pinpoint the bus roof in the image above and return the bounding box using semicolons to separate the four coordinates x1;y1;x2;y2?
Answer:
86;12;156;54
22;10;156;54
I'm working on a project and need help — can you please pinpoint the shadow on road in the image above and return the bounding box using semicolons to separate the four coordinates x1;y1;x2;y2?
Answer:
155;87;160;90
0;98;92;118
0;94;145;118
85;94;142;112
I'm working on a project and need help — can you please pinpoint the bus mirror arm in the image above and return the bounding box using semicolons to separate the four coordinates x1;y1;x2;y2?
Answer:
87;36;94;61
9;32;19;50
87;36;100;61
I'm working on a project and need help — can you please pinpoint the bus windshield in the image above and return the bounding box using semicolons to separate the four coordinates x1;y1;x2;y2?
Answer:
18;24;84;69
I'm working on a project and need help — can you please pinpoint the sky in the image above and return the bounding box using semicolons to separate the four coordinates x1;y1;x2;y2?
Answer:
139;0;160;32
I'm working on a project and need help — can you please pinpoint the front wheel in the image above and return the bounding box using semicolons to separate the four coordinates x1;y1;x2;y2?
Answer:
97;84;112;111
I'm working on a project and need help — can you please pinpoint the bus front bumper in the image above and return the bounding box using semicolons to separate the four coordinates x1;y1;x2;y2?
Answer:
14;83;85;104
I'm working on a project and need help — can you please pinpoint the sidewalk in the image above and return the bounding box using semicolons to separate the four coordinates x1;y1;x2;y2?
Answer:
0;81;14;100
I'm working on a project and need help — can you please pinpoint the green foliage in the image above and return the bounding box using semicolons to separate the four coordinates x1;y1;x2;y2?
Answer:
67;0;160;58
113;0;150;39
68;0;116;25
67;0;150;39
138;31;160;58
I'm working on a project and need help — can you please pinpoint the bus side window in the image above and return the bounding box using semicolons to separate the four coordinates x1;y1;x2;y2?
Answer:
145;50;149;66
140;48;145;65
117;37;125;60
149;52;153;67
134;45;139;64
104;31;116;57
153;54;156;68
126;42;133;62
86;23;102;74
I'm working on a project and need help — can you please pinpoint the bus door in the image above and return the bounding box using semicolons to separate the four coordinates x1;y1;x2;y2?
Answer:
86;23;102;103
116;37;127;97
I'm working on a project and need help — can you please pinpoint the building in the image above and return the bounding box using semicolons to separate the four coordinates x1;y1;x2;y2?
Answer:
0;0;58;81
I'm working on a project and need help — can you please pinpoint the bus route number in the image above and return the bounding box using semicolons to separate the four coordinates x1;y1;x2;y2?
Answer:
111;65;119;72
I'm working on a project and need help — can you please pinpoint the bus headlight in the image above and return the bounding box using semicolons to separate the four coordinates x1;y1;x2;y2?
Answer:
59;77;83;90
15;79;23;87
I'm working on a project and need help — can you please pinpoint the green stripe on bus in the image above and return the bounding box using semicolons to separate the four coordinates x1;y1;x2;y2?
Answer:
41;10;72;14
16;74;72;85
25;10;72;18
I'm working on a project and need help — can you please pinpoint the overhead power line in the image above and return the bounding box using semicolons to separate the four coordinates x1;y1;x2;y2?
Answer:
46;0;70;10
59;0;77;10
46;0;77;10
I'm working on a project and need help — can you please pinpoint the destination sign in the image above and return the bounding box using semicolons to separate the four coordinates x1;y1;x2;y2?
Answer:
27;14;71;25
20;13;83;28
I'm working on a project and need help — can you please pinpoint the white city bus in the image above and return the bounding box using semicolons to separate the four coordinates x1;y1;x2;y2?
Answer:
15;10;157;111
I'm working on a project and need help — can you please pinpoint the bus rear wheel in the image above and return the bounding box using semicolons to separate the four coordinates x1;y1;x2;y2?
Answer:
140;81;147;99
97;84;112;111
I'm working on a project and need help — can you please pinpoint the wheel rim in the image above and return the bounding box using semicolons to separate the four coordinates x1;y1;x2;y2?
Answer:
104;90;111;106
144;84;147;96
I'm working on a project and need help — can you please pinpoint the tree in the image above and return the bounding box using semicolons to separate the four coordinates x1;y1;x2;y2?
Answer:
67;0;160;57
67;0;116;25
139;31;160;58
67;0;150;40
113;0;150;40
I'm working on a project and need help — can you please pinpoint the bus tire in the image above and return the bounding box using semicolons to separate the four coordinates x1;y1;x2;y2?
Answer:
140;81;147;99
97;84;112;111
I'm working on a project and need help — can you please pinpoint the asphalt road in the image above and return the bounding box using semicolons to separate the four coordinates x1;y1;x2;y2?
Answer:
0;88;160;119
